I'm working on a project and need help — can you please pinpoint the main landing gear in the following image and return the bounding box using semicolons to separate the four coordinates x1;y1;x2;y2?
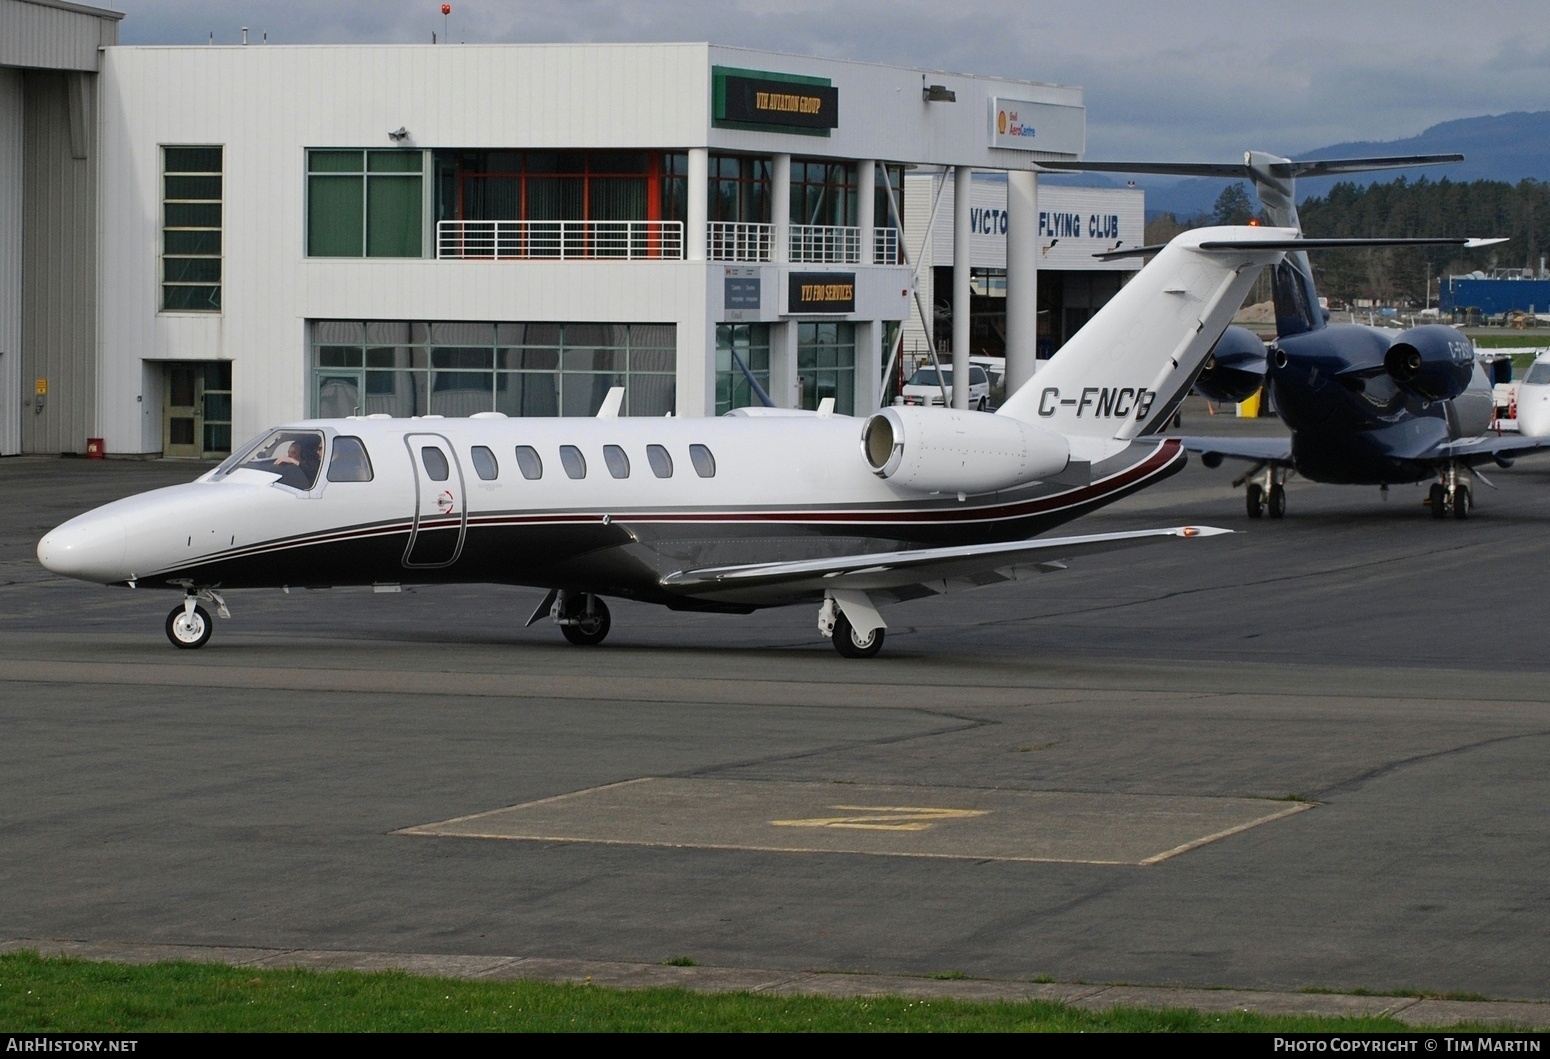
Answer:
818;592;886;659
534;589;612;646
1428;465;1473;520
164;587;229;649
1242;464;1288;520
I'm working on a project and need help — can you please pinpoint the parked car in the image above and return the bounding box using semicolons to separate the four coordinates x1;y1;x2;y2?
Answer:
897;364;992;411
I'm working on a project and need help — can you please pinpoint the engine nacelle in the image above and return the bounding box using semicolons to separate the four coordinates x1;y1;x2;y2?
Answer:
1194;325;1267;403
1383;326;1475;402
861;406;1070;494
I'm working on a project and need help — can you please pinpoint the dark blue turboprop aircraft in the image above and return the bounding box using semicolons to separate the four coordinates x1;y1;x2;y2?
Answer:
1041;151;1550;519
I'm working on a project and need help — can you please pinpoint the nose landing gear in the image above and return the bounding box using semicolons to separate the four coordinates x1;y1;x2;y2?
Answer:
1242;464;1288;519
164;587;229;649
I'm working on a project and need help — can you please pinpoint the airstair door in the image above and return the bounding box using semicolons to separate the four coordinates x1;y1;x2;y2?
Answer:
403;433;466;568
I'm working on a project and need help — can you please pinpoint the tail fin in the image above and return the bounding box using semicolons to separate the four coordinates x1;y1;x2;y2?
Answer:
997;225;1291;438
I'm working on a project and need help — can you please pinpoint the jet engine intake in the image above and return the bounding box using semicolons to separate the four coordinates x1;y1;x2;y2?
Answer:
861;406;1070;494
1383;326;1475;402
1194;325;1268;404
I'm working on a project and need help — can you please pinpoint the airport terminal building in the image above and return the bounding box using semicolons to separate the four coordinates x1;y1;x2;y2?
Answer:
4;0;1139;458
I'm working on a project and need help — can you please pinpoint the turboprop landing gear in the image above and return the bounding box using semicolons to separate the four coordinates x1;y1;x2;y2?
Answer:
553;591;611;646
1241;464;1287;520
164;587;229;649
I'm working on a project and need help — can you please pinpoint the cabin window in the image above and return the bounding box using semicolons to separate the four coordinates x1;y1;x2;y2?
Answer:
470;445;498;480
689;444;716;478
515;445;543;479
420;446;451;481
559;445;587;479
326;436;374;482
646;444;673;478
603;444;630;479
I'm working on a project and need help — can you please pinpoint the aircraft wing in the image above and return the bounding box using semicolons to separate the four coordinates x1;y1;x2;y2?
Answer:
1429;434;1550;461
660;526;1229;606
1179;436;1294;465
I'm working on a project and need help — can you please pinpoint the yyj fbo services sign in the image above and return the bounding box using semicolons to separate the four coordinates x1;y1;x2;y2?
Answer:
989;97;1085;155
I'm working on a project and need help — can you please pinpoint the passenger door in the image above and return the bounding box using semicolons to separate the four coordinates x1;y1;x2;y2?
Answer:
403;433;466;568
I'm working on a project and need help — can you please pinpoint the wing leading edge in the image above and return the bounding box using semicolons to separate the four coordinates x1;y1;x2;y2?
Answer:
660;525;1230;607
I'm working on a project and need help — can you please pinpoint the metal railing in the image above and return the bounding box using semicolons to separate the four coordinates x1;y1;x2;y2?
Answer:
874;227;901;265
436;220;684;260
790;224;861;264
708;222;773;262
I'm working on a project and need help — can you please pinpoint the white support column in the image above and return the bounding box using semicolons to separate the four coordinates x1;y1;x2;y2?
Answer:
770;319;799;409
772;153;791;264
687;148;708;262
855;318;881;413
857;159;875;266
1005;168;1039;398
952;166;972;410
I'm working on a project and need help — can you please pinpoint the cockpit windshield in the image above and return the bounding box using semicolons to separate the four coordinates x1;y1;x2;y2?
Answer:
1524;360;1550;386
211;429;326;490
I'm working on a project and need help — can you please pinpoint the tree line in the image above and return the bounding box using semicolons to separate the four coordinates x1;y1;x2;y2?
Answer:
1144;177;1548;308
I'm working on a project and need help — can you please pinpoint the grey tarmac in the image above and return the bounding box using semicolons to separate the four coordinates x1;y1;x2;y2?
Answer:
3;403;1549;1026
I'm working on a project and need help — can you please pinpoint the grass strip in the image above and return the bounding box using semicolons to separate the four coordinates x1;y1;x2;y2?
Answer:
0;951;1526;1033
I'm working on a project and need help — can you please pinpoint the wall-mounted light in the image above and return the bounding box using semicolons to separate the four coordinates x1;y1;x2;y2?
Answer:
922;83;956;103
1042;239;1059;255
388;127;410;142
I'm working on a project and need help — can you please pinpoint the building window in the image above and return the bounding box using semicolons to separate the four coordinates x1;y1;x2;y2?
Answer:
709;154;772;223
791;159;857;227
162;146;222;311
715;323;771;415
436;150;657;224
798;321;856;414
311;321;677;418
308;149;425;257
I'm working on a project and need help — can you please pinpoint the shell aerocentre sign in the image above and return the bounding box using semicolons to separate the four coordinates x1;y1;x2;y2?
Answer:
989;97;1085;156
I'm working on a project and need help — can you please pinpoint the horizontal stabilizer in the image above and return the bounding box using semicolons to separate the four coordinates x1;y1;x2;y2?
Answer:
1037;154;1463;181
1096;236;1504;261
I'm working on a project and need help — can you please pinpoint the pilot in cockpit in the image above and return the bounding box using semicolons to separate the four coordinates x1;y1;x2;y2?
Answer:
273;436;322;489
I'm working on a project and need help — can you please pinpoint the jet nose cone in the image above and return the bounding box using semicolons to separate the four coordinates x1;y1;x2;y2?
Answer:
37;513;128;583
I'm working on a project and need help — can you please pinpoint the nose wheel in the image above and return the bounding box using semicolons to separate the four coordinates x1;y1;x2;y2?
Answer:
165;602;213;649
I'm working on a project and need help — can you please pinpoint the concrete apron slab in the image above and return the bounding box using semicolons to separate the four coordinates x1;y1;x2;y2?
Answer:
399;777;1313;865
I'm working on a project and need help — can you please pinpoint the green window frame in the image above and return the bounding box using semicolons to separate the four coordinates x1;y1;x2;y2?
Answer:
308;149;425;257
162;146;223;311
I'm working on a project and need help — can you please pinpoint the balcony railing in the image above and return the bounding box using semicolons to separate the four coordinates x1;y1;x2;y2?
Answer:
790;224;860;264
874;227;901;265
437;220;683;260
708;222;773;262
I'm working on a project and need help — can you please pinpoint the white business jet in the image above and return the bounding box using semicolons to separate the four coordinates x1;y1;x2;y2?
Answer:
38;226;1292;656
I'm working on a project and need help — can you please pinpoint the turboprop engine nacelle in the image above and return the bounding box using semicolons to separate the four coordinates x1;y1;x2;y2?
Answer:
1383;326;1476;402
861;406;1070;494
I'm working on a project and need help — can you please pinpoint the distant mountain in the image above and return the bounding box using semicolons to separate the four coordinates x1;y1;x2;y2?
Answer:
1046;111;1550;220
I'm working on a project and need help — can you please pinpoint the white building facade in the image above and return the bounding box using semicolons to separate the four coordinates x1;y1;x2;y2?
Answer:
89;42;1097;456
902;172;1144;364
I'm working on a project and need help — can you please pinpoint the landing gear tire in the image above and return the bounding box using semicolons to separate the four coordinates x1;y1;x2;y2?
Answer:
1430;483;1447;519
1268;483;1287;519
559;594;611;646
1453;485;1471;520
831;612;884;659
1246;483;1266;519
165;603;212;649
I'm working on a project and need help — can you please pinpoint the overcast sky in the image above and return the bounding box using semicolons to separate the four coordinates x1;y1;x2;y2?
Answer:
106;0;1550;162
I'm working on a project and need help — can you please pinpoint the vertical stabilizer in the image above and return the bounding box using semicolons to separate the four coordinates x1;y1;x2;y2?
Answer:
997;226;1290;437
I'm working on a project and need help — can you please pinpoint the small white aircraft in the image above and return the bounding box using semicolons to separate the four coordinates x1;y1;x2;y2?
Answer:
1514;351;1550;438
38;226;1293;656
